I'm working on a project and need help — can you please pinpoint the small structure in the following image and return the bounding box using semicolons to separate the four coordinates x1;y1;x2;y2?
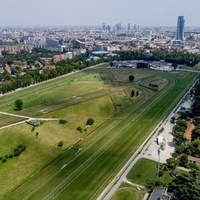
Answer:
157;135;165;150
27;120;42;127
136;61;149;69
149;188;171;200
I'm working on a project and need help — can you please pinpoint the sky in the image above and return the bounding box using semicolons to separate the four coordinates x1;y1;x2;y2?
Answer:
0;0;199;27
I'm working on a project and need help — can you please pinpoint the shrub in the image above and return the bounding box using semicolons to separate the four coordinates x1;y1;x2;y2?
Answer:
14;151;20;157
13;147;20;152
86;118;94;125
57;141;64;147
21;145;26;151
2;158;7;163
8;154;13;158
76;126;82;133
59;119;67;125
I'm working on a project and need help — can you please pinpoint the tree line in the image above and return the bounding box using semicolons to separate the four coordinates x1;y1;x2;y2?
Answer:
117;49;200;67
0;50;117;94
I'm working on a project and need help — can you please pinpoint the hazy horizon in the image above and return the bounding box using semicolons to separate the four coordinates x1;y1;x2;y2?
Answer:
0;0;200;27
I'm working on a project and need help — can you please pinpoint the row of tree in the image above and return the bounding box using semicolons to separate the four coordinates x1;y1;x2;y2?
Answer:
117;49;200;66
163;83;200;199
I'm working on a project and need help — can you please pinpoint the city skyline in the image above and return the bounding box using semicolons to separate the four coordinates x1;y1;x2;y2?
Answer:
0;0;200;27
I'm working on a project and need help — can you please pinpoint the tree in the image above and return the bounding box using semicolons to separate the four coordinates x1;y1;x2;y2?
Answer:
131;90;135;97
169;170;200;200
179;153;188;167
110;62;114;67
166;157;179;169
14;99;23;111
86;118;94;125
176;120;187;128
129;75;135;82
170;116;175;124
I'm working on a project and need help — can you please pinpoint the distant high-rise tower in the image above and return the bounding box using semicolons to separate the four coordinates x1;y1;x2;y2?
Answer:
128;23;131;31
102;23;106;30
177;16;185;41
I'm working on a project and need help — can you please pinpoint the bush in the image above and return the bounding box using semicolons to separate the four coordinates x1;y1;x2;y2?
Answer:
86;118;94;125
57;141;64;147
8;154;13;158
13;147;19;152
76;126;82;133
21;145;26;151
59;119;67;125
14;151;20;157
2;158;7;163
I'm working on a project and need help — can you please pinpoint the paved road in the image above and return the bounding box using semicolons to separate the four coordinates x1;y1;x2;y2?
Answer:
0;111;60;130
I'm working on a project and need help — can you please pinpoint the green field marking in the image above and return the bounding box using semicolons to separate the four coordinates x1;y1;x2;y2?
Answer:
111;185;146;200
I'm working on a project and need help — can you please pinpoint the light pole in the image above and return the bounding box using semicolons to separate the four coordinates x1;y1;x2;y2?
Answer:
157;147;161;179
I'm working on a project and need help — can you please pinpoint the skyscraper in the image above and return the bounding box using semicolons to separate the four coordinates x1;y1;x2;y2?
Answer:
177;16;185;41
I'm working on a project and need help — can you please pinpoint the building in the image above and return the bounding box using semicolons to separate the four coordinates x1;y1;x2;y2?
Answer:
177;16;185;41
53;52;73;63
149;188;171;200
136;61;149;68
45;37;59;48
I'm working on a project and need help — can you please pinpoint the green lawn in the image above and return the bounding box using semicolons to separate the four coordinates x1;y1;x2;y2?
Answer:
127;158;157;186
127;158;173;188
111;187;145;200
0;71;104;114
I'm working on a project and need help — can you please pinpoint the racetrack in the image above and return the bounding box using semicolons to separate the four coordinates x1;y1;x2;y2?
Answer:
2;70;197;200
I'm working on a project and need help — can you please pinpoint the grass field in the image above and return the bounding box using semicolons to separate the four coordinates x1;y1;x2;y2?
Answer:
127;158;157;186
0;66;198;199
0;95;114;198
127;158;173;188
0;114;26;127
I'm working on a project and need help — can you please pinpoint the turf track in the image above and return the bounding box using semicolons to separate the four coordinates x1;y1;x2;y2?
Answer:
3;71;197;200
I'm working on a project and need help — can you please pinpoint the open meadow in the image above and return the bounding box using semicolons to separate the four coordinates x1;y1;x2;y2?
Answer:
0;65;198;199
